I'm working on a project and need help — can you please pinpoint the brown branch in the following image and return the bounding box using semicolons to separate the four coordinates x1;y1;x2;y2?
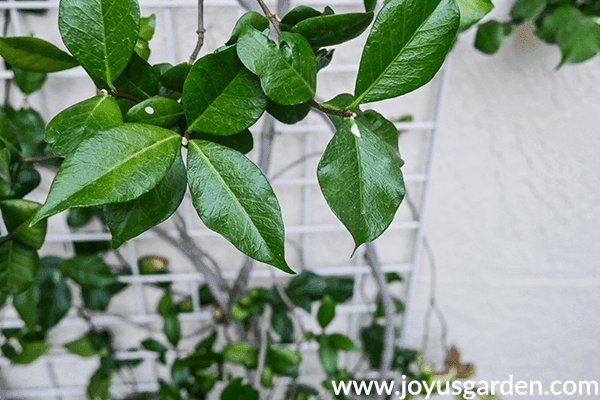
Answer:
108;90;142;103
309;99;354;117
189;0;205;64
19;155;61;163
257;0;281;34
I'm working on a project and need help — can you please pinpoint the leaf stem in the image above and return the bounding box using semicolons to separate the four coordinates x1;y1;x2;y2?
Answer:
309;99;354;117
189;0;205;64
256;0;281;34
19;155;61;163
107;90;142;103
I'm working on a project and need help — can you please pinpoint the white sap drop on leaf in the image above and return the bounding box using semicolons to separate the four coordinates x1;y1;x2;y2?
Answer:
350;121;361;138
145;107;154;115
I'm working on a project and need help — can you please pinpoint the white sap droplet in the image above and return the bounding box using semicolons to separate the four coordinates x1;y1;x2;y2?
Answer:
145;106;154;115
351;122;361;138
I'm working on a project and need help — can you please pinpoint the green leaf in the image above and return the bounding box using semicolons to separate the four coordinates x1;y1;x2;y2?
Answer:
362;109;400;154
266;100;311;125
12;107;46;158
318;335;338;374
0;108;19;154
45;95;123;157
237;29;316;105
352;0;459;106
285;271;327;311
183;45;266;136
281;6;322;29
474;20;504;54
227;12;270;45
159;380;182;400
32;123;181;224
0;149;10;185
317;118;405;249
11;66;47;95
375;296;404;317
271;308;294;343
112;52;159;100
385;272;403;283
221;378;259;400
12;284;37;330
324;277;354;303
81;281;126;311
163;312;181;347
0;36;78;73
0;292;6;308
125;97;183;128
87;369;111;400
66;207;95;229
222;342;257;368
191;130;254;154
328;333;359;352
187;140;292;273
291;11;374;47
317;294;336;329
364;0;377;12
58;0;140;85
0;199;47;249
12;340;51;364
537;6;600;66
0;162;41;201
59;255;116;288
269;347;301;377
457;0;494;29
104;152;185;248
65;333;98;357
0;240;38;294
136;14;156;60
141;338;168;364
510;0;546;23
315;48;335;71
159;62;191;93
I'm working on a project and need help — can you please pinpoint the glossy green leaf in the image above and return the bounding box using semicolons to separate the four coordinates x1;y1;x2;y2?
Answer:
222;342;258;368
317;294;336;329
0;36;78;73
81;281;126;311
45;95;122;157
291;11;374;47
365;0;377;12
271;308;294;343
317;118;405;249
0;240;38;294
362;109;400;154
0;148;10;184
32;123;181;224
352;0;459;106
237;29;316;105
11;66;47;95
0;111;19;154
187;140;292;273
475;20;504;54
0;199;47;249
328;333;360;352
315;48;335;71
65;333;98;357
104;151;186;248
226;12;270;45
536;7;600;66
163;312;181;347
136;14;156;60
191;130;254;154
125;97;183;128
510;0;546;23
112;52;159;100
58;0;140;85
12;108;46;158
280;6;322;29
142;338;168;364
266;100;311;125
183;46;266;136
318;335;337;374
221;378;259;400
0;162;41;201
457;0;494;29
159;62;191;93
11;340;51;364
269;347;301;376
59;255;116;288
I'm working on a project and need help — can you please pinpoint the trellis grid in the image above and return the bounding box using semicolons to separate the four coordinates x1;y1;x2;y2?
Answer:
0;0;451;398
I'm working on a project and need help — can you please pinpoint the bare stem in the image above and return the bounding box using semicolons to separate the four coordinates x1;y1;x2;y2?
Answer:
189;0;205;64
257;0;281;34
254;304;272;388
309;99;354;118
364;243;394;394
19;155;61;163
108;90;142;103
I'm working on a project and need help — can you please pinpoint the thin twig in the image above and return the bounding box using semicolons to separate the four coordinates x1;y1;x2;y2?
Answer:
256;0;281;34
364;243;394;396
19;155;61;163
189;0;205;64
254;304;272;388
108;90;142;103
152;226;228;311
309;99;354;118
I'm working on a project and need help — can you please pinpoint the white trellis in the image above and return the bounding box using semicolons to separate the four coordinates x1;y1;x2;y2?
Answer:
0;0;450;397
